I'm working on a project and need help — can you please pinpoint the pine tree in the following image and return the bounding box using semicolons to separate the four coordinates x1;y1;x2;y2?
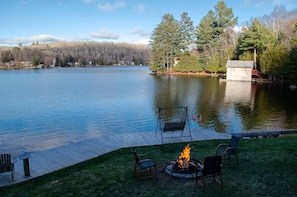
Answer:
150;14;181;72
196;0;238;72
239;18;277;69
179;12;195;53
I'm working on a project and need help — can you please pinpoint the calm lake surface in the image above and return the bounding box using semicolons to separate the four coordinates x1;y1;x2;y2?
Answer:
1;66;297;155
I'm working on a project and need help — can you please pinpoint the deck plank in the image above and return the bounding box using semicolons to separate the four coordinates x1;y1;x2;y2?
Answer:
0;129;230;187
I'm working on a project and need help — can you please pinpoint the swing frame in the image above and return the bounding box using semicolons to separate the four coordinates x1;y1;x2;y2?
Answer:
155;106;192;143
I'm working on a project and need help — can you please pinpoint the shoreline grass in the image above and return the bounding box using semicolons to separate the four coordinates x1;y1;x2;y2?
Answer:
1;134;297;197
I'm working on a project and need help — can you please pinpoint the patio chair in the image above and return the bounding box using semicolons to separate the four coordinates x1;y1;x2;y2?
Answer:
195;155;223;191
131;147;157;181
0;154;16;181
215;135;239;165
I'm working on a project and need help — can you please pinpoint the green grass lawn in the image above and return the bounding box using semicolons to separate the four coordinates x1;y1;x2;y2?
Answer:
1;134;297;197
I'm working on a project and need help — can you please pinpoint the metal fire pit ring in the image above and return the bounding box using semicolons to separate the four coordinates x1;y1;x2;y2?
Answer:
165;159;201;179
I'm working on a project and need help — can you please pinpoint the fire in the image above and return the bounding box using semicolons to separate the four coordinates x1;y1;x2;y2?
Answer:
176;144;192;168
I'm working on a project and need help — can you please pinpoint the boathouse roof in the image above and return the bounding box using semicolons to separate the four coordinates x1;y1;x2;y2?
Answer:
226;60;254;68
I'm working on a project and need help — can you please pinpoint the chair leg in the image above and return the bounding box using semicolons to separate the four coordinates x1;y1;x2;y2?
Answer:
138;168;141;181
195;167;198;185
11;166;14;181
154;165;157;179
134;164;137;177
202;176;205;191
220;173;223;189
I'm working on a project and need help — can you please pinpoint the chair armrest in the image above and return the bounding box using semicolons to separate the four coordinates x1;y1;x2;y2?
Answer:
138;153;151;160
215;143;229;152
138;159;153;163
192;161;203;169
223;147;237;155
11;157;18;164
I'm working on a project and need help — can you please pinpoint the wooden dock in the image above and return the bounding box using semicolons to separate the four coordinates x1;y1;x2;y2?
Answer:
0;129;230;187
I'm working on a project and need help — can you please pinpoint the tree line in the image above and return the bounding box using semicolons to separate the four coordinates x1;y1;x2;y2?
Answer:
149;0;297;83
0;42;150;69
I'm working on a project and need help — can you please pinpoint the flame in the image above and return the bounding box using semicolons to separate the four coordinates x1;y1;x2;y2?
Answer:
176;144;192;168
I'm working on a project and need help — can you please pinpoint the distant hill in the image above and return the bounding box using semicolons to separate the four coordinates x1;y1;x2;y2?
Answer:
0;41;150;69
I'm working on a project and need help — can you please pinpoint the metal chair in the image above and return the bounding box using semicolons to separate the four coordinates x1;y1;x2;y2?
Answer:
131;147;157;181
0;154;17;181
195;155;223;191
216;135;239;165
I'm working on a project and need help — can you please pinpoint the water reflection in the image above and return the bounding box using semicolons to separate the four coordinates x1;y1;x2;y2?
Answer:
1;67;297;155
151;74;297;133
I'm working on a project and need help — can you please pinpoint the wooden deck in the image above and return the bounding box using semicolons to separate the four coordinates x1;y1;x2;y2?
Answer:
0;129;230;187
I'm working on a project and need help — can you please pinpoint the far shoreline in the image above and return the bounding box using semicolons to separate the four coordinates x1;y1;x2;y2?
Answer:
152;70;222;77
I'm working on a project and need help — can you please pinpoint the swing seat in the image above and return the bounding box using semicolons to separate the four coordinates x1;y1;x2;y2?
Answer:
155;107;192;143
163;121;185;132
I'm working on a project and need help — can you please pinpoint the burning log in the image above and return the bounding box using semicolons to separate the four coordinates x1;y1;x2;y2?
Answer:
165;144;200;178
171;144;196;173
176;144;192;169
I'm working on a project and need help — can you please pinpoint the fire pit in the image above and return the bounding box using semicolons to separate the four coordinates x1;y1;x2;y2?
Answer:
165;144;200;179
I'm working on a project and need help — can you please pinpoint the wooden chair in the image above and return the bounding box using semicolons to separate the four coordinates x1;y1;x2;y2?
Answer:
195;156;223;191
0;154;17;181
215;135;239;165
131;148;157;181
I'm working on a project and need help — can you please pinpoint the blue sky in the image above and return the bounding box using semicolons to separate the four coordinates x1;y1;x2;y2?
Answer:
1;0;296;46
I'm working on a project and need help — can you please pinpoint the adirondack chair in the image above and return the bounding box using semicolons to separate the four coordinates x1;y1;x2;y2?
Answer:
0;154;16;181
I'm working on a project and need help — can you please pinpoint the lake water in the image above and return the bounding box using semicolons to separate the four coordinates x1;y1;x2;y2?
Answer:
1;66;297;155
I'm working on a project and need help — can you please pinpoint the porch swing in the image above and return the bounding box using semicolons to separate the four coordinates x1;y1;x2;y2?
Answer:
155;107;192;143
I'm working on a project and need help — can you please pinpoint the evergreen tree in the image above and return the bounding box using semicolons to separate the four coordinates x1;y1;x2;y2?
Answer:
239;19;277;70
196;0;237;72
260;44;289;79
174;54;203;72
150;14;181;72
196;10;217;53
287;23;297;83
179;12;195;53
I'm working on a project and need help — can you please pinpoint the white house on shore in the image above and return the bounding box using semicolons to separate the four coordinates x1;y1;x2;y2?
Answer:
226;60;254;81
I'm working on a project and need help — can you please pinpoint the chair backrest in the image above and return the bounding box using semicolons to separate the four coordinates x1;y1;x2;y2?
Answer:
203;156;222;176
0;154;12;173
229;136;239;148
227;136;239;155
131;148;139;163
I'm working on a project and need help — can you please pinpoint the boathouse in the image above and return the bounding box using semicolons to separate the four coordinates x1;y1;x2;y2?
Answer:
226;60;254;81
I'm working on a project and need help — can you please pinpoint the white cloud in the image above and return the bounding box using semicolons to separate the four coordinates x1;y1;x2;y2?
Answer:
97;1;125;11
91;29;119;39
0;34;63;46
28;34;63;43
129;27;151;37
133;38;149;45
